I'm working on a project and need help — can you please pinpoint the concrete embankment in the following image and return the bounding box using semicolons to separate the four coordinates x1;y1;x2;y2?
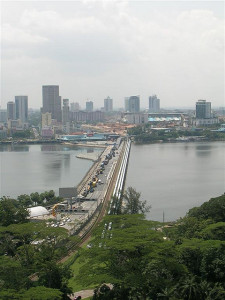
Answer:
76;153;100;161
62;142;106;148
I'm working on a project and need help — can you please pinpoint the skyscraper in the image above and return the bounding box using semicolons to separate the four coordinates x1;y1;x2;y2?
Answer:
124;97;129;111
86;101;93;112
149;95;160;113
42;85;62;122
7;101;15;120
127;96;140;113
104;96;113;112
15;96;28;124
70;102;80;112
62;99;70;125
196;100;211;119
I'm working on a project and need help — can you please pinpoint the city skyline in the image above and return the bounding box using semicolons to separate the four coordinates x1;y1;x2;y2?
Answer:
2;89;221;112
1;1;224;109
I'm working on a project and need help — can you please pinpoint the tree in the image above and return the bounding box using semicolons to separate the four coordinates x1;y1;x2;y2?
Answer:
17;194;33;207
30;192;41;205
38;262;72;299
187;194;225;222
22;286;63;300
0;256;30;290
0;286;63;300
157;286;178;299
75;215;186;299
178;275;200;300
0;197;29;226
122;187;151;214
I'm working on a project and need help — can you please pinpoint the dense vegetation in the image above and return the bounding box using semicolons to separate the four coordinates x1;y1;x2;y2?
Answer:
0;191;76;300
72;193;225;299
1;189;225;299
127;124;225;143
11;129;34;139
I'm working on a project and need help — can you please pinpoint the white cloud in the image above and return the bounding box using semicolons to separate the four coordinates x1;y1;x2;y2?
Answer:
1;1;224;108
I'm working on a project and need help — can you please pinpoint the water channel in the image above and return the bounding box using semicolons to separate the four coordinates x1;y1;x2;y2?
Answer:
126;141;225;221
1;141;224;222
0;144;103;198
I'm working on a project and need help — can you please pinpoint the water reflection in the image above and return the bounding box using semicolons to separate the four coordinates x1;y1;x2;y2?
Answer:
195;144;212;157
0;144;29;152
0;144;103;198
41;144;60;151
196;144;212;151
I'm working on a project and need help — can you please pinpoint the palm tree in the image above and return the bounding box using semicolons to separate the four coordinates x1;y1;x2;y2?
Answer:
206;283;225;300
178;275;200;300
157;286;177;299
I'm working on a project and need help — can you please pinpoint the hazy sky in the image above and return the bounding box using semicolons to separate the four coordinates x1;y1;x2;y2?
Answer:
1;0;224;109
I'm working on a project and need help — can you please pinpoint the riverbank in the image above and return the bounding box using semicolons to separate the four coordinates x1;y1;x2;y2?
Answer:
133;137;225;145
0;139;61;145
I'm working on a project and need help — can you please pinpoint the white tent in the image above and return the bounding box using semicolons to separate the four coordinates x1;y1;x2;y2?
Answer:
28;206;49;218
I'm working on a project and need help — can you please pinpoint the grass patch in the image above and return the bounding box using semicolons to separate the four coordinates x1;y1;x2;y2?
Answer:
67;239;97;292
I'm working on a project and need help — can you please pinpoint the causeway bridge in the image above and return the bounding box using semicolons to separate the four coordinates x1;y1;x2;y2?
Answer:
54;138;131;242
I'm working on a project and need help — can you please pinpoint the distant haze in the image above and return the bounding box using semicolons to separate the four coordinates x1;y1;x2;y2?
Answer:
1;1;224;109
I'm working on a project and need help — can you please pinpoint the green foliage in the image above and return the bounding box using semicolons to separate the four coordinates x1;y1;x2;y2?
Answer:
0;197;29;226
200;222;225;240
38;262;72;299
22;286;63;300
0;256;30;290
0;286;63;300
17;194;33;207
122;187;151;214
127;124;225;143
75;215;186;299
12;130;33;139
188;194;225;222
74;193;225;298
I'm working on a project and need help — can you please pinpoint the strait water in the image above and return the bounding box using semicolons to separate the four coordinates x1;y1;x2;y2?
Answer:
1;142;225;222
0;144;103;198
126;141;225;222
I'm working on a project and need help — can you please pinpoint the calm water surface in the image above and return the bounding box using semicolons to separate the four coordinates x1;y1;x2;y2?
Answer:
0;144;103;198
126;142;225;222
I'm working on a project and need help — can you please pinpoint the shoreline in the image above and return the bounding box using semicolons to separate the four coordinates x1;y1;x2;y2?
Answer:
132;138;225;145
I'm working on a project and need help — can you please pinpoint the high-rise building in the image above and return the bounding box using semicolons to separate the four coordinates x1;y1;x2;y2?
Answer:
127;96;140;113
149;95;160;113
0;109;7;123
86;101;93;112
196;100;211;119
42;112;52;128
62;99;70;125
7;101;15;120
104;96;113;112
70;102;80;112
124;97;129;111
42;85;62;122
15;96;28;124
